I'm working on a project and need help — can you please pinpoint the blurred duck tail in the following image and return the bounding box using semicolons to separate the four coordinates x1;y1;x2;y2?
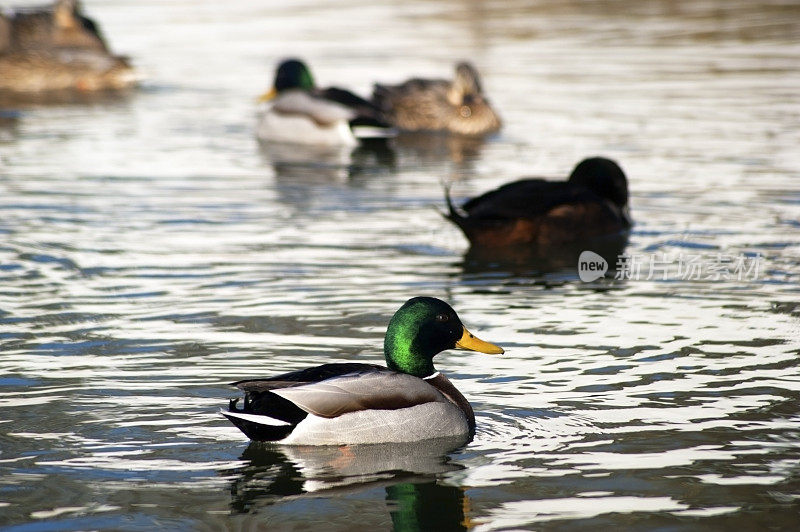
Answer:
444;184;466;226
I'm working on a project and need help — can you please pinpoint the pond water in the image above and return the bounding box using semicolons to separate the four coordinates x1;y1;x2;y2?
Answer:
1;0;799;530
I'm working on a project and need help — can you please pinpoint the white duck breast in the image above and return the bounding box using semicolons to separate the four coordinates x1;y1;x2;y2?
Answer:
256;91;358;147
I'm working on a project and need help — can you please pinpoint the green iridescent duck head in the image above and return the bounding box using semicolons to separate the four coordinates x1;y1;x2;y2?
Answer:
383;297;504;378
259;58;316;101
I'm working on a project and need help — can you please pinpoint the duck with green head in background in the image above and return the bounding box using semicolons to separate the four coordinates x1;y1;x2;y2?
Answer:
223;297;504;445
256;58;394;147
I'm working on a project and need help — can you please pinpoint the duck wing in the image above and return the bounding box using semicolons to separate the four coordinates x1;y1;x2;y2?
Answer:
232;362;384;392
461;179;601;219
317;86;395;135
225;363;384;441
371;78;451;131
272;370;447;418
317;87;381;120
225;363;447;442
271;91;356;126
372;77;450;108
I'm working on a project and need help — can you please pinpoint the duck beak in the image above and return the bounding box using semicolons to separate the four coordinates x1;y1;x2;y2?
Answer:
258;87;277;102
621;205;633;227
455;327;504;354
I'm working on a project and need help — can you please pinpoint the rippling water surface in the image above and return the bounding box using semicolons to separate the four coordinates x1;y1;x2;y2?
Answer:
2;0;800;530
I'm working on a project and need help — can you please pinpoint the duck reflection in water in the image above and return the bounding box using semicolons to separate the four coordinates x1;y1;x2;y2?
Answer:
228;437;470;531
391;131;488;166
446;157;632;278
258;137;396;183
459;233;629;280
386;480;471;532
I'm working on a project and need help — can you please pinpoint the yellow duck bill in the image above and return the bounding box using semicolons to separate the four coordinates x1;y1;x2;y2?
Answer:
258;87;278;102
455;327;504;354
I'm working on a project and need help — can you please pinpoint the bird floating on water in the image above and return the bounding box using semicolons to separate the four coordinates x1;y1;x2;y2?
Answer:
446;157;632;248
372;62;501;137
256;58;394;147
0;0;136;97
223;297;504;445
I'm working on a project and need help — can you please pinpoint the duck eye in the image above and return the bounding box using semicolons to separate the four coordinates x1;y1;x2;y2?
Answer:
435;313;449;322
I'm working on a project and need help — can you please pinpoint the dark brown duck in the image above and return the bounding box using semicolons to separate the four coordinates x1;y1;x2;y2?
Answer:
446;157;632;248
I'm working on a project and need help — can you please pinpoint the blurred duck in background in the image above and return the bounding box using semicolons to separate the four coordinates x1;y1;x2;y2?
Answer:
372;62;501;137
256;58;394;147
0;0;136;98
446;157;632;248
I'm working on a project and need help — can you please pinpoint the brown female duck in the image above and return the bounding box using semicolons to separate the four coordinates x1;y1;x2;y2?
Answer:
372;62;501;136
0;0;135;98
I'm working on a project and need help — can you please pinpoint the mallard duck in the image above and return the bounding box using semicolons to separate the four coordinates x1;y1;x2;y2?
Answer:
372;62;501;136
222;297;504;445
446;157;632;248
256;58;394;147
0;0;136;97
